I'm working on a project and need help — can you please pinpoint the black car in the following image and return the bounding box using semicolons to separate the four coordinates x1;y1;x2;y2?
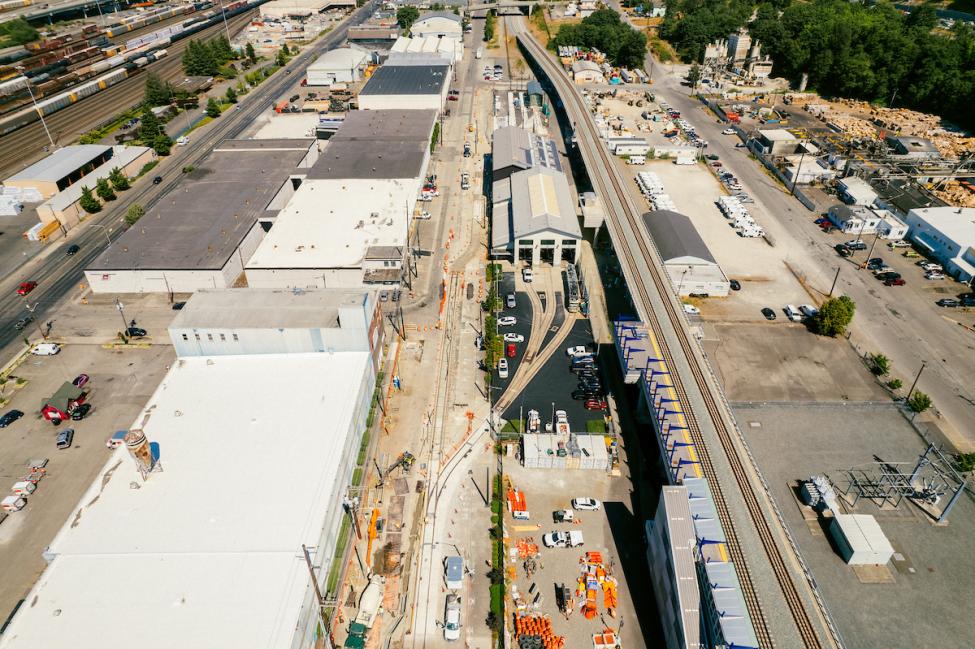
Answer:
729;279;741;291
876;272;901;281
867;257;884;267
571;364;598;374
936;298;960;308
66;244;80;256
126;327;148;338
0;409;24;427
578;378;602;389
172;301;187;310
761;307;776;321
571;390;601;400
70;403;92;421
14;315;34;330
152;176;163;185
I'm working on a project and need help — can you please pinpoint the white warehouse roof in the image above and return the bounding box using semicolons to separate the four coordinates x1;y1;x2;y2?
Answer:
308;46;369;73
0;351;371;649
4;144;110;183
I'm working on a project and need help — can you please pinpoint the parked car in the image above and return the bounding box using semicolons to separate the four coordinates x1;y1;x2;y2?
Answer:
925;272;945;280
729;279;741;291
722;128;736;135
497;358;509;378
522;268;533;283
506;294;516;309
571;389;600;400
66;244;80;256
0;410;24;428
761;308;776;321
70;403;92;421
126;327;147;338
682;304;700;315
506;343;517;358
16;281;37;296
844;240;868;251
937;298;960;308
172;301;187;310
72;373;89;387
884;278;907;286
584;398;608;411
542;530;584;548
503;333;524;343
497;316;517;326
571;497;602;511
887;240;911;248
876;272;901;281
866;257;885;269
784;305;803;322
565;346;590;357
814;217;830;225
31;343;61;356
56;428;74;450
443;594;461;641
799;304;819;318
14;316;33;331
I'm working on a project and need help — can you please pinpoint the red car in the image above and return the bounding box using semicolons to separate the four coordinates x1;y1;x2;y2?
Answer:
506;343;517;358
584;398;607;411
885;278;906;286
17;281;37;296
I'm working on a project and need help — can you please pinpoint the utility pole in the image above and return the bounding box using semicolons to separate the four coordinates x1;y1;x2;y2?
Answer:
26;84;55;150
907;362;927;401
115;298;129;335
828;267;840;297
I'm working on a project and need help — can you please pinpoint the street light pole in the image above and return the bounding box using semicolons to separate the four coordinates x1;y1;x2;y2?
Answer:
115;298;129;335
90;224;113;247
828;267;840;297
906;362;927;401
216;0;232;44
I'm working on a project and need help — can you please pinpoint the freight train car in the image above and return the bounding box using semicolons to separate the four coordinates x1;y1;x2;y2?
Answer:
0;0;33;13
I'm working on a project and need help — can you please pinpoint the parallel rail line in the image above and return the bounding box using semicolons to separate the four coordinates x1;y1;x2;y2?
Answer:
516;29;836;649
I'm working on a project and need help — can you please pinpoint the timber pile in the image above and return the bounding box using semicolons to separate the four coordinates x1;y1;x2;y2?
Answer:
932;180;975;208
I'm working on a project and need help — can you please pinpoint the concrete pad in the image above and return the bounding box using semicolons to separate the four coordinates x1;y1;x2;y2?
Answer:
737;403;975;649
707;323;887;402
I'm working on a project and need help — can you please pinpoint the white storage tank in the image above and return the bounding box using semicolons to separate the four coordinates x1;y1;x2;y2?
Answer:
830;514;894;565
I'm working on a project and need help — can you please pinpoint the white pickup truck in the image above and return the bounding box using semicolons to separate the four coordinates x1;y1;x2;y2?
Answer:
542;530;584;548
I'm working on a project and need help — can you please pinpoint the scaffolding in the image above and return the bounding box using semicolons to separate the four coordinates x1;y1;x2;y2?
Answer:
838;444;967;523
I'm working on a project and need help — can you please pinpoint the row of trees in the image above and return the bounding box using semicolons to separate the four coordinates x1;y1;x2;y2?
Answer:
78;167;133;214
661;0;975;132
485;11;496;42
181;35;237;76
551;8;648;69
0;18;38;46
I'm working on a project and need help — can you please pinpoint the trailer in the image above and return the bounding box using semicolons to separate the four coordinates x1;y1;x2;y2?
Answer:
507;488;529;520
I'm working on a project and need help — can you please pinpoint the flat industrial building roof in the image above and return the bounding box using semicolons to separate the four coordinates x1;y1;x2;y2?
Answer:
333;109;436;142
0;351;370;649
359;64;448;95
44;146;151;211
247;178;414;269
5;145;110;182
87;139;314;271
171;287;373;330
643;210;718;265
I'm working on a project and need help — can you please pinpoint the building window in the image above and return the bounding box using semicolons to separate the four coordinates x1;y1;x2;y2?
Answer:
207;334;213;341
562;239;577;246
518;239;533;245
232;333;239;341
540;239;555;245
194;334;201;341
181;334;188;341
220;334;226;342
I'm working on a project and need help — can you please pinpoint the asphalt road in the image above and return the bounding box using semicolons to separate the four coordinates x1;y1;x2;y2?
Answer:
0;1;379;355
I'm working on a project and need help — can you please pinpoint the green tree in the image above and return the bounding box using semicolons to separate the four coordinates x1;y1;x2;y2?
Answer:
280;42;290;56
397;6;420;32
95;178;116;201
811;295;856;337
686;63;702;91
430;121;440;153
887;378;903;390
144;73;173;107
109;167;130;191
484;11;496;42
79;186;101;214
245;41;257;63
552;9;646;67
225;86;238;104
275;48;286;67
182;39;218;75
869;353;891;376
206;97;222;118
153;134;172;156
125;203;145;225
138;106;162;143
908;390;932;413
0;18;39;46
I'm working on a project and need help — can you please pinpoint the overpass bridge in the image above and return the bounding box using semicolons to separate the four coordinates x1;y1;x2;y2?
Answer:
513;19;843;649
462;1;537;15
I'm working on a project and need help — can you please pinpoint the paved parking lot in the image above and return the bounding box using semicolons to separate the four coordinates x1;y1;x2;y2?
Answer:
504;460;659;648
0;341;174;619
738;403;975;649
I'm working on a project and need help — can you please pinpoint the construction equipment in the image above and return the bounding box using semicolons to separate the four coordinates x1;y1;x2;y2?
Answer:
375;451;415;488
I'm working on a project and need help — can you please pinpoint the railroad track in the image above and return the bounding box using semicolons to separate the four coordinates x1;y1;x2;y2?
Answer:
0;9;256;178
515;25;837;649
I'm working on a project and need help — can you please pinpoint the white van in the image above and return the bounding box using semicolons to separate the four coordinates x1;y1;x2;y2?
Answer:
784;305;803;322
675;155;695;165
627;155;646;165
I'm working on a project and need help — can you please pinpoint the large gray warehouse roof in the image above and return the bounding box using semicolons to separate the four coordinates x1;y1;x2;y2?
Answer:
492;126;562;175
88;140;313;271
307;109;434;180
359;64;448;95
6;145;110;182
642;210;716;265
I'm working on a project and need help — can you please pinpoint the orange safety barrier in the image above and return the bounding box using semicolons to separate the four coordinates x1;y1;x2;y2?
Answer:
513;615;565;649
